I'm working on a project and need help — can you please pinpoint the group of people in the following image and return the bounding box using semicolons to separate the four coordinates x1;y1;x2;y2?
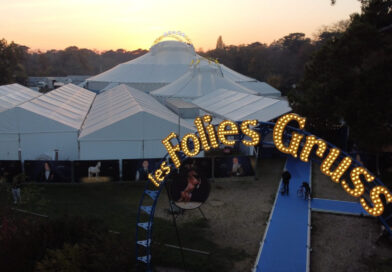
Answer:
281;170;311;200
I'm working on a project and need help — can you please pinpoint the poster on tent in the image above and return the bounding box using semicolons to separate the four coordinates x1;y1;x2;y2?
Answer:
213;156;255;178
73;160;119;183
24;160;72;182
0;161;22;183
122;158;162;181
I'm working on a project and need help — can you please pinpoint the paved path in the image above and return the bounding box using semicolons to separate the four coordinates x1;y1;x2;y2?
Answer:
311;198;367;216
254;157;311;272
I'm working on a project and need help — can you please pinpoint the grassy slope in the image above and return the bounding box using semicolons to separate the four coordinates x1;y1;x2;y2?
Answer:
0;181;247;271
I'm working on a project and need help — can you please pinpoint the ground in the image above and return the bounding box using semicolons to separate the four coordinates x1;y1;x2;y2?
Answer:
155;157;285;271
311;213;392;272
311;164;392;272
311;163;355;202
0;157;391;272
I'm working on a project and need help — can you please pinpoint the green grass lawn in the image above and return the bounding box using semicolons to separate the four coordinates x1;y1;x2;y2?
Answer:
0;181;247;271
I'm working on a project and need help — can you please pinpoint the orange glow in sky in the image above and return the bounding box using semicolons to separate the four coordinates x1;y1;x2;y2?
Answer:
0;0;361;52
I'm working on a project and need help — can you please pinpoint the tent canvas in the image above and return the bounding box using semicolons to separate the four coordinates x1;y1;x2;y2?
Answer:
0;84;42;159
192;89;291;122
0;84;95;160
151;63;257;100
86;40;281;97
238;81;281;97
86;41;196;92
79;84;194;160
0;83;41;113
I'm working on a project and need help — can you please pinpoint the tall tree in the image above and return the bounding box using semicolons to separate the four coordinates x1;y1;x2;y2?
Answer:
0;39;28;85
289;0;392;151
216;35;225;50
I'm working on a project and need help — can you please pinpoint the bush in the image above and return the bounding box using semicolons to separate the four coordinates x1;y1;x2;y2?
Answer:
19;184;48;212
0;215;134;272
13;173;26;183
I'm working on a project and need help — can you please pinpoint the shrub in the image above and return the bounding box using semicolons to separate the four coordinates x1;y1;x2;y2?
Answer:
0;215;134;272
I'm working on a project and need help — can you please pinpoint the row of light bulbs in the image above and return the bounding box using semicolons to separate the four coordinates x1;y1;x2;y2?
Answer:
162;115;260;170
360;186;392;216
273;113;392;217
160;113;391;217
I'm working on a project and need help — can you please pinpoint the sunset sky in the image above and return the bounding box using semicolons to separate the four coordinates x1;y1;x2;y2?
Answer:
0;0;361;52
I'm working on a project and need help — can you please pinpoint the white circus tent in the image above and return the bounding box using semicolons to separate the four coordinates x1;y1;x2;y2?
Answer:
79;84;195;160
0;84;42;159
219;65;281;97
0;84;95;160
150;62;257;101
86;41;197;92
193;89;291;122
0;83;41;113
86;37;281;97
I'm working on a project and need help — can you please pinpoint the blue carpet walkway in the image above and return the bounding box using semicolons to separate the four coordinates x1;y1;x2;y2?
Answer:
311;198;368;216
254;157;311;272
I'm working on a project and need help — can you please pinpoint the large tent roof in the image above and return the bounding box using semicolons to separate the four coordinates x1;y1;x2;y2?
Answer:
0;83;41;112
87;41;196;85
86;40;281;96
220;64;255;82
238;81;281;97
79;84;194;139
193;89;291;122
19;84;95;130
150;63;257;99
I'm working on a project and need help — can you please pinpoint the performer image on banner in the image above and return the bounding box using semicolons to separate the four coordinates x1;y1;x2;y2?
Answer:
39;162;54;182
136;160;150;181
171;160;210;210
230;157;244;177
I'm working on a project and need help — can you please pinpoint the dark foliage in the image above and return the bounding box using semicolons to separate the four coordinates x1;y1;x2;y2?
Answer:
289;0;392;151
202;32;333;95
0;214;133;272
0;39;28;85
25;47;147;77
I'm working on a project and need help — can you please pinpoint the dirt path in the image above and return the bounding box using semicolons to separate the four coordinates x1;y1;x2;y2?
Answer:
155;157;285;271
311;163;356;201
310;163;392;271
311;213;392;272
154;157;392;272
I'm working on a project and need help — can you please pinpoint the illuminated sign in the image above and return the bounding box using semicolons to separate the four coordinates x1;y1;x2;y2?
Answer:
150;113;392;217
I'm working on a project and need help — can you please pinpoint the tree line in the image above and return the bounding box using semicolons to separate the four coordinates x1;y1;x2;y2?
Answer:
1;23;346;95
0;43;147;85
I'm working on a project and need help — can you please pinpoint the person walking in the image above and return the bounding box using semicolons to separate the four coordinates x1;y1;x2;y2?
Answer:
281;170;291;195
11;177;21;204
301;181;311;200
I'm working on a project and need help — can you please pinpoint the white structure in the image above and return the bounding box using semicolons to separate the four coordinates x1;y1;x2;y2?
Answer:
0;84;95;160
165;98;200;119
86;41;197;92
79;84;194;160
151;63;257;100
0;34;290;163
219;65;281;97
236;81;281;97
0;83;41;113
193;89;291;122
86;36;281;97
0;84;42;159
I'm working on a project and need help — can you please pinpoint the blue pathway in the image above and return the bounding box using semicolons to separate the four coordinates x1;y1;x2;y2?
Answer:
311;198;368;216
254;157;311;272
